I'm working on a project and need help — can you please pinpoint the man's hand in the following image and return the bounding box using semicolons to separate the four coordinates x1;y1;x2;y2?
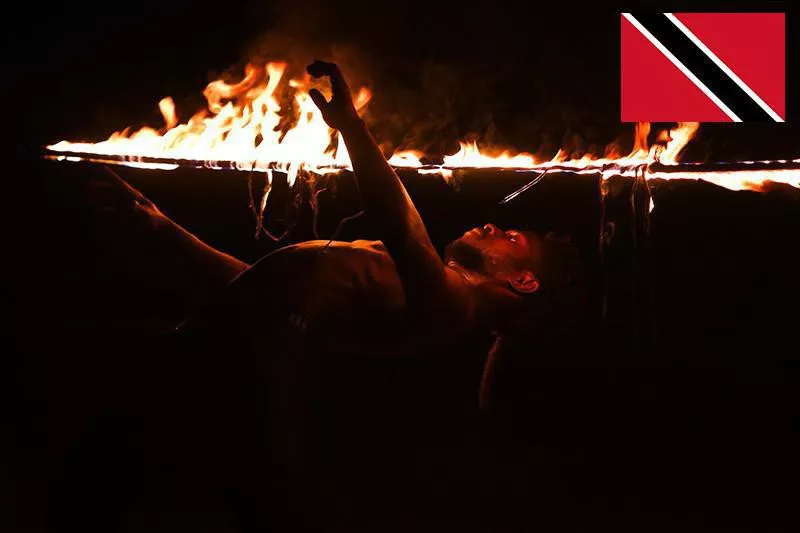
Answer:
306;60;362;132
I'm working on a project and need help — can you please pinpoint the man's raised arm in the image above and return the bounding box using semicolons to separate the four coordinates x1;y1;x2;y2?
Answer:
307;61;457;310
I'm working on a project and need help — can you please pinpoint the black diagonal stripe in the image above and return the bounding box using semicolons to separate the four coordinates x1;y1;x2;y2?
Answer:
628;13;773;122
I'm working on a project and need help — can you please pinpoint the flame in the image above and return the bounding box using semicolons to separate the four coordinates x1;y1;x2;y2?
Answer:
657;122;699;162
158;97;178;129
387;149;424;168
650;168;800;191
49;62;371;184
442;141;536;168
628;121;651;160
46;61;799;193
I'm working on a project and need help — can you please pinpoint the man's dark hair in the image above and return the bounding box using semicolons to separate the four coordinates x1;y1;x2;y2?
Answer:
515;231;591;333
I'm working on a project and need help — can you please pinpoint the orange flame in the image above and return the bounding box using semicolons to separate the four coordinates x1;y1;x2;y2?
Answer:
46;62;800;192
49;62;371;184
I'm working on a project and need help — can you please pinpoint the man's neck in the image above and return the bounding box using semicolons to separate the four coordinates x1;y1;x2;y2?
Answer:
445;260;487;287
446;260;526;331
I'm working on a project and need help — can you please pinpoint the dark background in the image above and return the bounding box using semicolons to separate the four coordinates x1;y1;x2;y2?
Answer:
8;2;800;533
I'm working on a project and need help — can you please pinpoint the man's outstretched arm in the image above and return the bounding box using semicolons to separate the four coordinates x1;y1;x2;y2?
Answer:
307;61;458;310
77;167;248;323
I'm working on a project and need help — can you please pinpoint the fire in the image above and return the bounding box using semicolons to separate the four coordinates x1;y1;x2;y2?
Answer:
387;150;424;168
650;168;800;191
46;61;800;193
442;141;536;168
49;62;370;185
658;122;697;162
387;122;694;171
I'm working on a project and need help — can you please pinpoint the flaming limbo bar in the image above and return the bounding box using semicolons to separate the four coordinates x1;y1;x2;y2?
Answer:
43;148;800;192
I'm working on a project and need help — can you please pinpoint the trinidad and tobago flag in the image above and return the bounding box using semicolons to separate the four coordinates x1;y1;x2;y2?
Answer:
620;13;785;122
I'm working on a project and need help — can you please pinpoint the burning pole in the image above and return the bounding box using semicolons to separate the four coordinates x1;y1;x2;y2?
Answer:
42;148;800;189
39;61;800;194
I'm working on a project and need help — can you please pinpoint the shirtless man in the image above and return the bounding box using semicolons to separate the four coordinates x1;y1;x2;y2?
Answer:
60;60;565;356
158;62;578;530
184;61;555;355
25;60;577;532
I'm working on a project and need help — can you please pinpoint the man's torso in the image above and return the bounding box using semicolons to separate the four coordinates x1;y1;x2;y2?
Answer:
220;239;465;357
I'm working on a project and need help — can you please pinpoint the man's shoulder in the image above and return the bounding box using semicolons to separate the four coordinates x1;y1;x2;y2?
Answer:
237;239;392;289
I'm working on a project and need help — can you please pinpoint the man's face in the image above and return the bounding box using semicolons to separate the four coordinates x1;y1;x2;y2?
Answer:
445;224;542;277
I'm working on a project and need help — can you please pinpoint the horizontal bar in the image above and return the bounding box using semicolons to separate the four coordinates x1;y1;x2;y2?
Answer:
41;148;800;175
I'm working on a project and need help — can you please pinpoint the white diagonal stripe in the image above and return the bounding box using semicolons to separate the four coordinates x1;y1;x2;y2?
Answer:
664;12;784;122
621;12;741;122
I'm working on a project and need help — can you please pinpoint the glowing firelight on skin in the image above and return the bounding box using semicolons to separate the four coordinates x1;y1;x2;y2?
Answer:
47;63;800;192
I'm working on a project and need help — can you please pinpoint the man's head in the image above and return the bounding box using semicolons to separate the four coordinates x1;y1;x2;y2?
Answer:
445;224;546;293
445;224;581;300
445;224;585;332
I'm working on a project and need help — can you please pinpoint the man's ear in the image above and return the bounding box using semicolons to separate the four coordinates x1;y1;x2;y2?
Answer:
509;270;540;294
